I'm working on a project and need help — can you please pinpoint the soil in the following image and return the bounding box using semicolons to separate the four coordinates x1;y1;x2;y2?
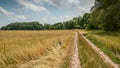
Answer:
71;32;81;68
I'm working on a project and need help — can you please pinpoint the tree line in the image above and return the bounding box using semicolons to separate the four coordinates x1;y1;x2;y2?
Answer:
0;17;82;30
1;0;120;31
0;15;92;30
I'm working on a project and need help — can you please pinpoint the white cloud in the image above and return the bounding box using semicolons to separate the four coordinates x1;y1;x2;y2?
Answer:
0;7;27;21
32;0;92;16
39;15;76;24
0;7;13;16
34;0;94;23
45;0;67;7
50;16;73;22
16;0;94;16
17;0;48;12
33;0;80;8
16;15;26;20
68;0;80;5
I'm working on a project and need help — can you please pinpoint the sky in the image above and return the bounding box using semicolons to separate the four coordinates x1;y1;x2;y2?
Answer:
0;0;95;27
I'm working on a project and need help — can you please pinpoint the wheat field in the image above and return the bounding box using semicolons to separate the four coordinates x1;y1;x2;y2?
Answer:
0;30;74;68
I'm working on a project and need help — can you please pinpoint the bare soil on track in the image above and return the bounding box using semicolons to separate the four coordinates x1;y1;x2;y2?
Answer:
71;32;81;68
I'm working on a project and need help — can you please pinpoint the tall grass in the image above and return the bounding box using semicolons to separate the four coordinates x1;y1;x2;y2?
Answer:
85;30;120;64
18;34;74;68
0;30;73;68
78;32;109;68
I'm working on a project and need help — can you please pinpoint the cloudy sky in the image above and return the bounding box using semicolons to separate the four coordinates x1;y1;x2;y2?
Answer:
0;0;95;27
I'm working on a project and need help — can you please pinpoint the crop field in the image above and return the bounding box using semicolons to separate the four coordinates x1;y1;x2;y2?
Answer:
0;30;119;68
0;30;74;68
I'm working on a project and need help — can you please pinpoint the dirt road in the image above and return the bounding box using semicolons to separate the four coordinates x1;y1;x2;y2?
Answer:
71;32;81;68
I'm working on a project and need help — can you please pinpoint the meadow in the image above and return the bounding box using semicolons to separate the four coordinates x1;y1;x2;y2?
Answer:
0;30;74;68
84;30;120;65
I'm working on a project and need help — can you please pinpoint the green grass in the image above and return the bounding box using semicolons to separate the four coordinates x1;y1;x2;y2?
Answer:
85;30;120;64
78;32;109;68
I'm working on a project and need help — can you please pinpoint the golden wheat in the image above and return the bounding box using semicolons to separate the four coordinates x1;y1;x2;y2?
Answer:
0;30;74;68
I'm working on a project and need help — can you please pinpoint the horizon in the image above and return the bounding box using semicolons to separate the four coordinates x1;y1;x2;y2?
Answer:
0;0;95;27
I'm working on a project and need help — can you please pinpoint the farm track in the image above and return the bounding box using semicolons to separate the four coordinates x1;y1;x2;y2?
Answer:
79;32;119;68
71;32;81;68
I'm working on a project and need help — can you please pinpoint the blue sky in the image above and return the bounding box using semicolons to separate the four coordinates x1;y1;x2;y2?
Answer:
0;0;95;27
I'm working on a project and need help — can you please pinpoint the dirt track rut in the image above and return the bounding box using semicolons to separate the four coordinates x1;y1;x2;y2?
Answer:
71;32;81;68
